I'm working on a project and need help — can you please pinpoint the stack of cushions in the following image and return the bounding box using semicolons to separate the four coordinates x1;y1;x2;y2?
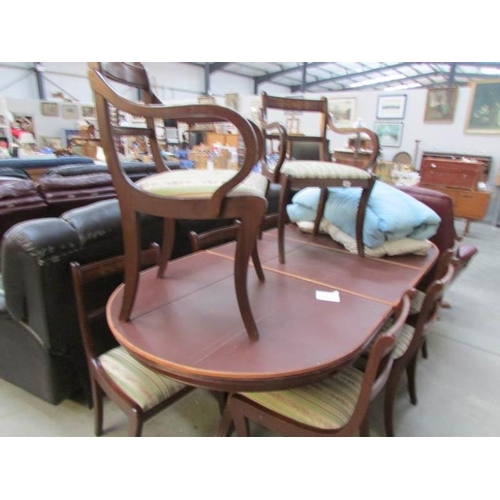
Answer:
287;181;441;257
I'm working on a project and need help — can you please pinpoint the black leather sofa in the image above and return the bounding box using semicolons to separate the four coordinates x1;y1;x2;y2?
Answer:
0;183;281;405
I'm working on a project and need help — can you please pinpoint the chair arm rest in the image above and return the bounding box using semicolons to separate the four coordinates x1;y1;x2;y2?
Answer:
262;121;287;184
326;114;380;170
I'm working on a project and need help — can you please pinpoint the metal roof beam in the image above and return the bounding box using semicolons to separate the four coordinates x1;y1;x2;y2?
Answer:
290;62;414;92
254;62;325;84
209;62;230;73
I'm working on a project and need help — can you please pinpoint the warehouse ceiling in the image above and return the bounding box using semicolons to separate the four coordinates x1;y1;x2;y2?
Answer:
189;62;500;93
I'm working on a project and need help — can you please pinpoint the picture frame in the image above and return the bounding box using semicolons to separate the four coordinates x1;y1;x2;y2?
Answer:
328;97;357;126
377;95;407;119
465;80;500;134
286;116;300;134
224;93;239;111
374;121;404;147
81;105;96;118
198;95;216;105
61;104;79;120
40;101;59;117
424;87;458;123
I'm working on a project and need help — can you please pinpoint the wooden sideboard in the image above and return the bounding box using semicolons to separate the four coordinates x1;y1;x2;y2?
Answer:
419;151;492;235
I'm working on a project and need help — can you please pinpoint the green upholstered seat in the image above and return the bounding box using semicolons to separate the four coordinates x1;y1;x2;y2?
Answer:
239;365;364;430
136;169;268;199
99;346;187;411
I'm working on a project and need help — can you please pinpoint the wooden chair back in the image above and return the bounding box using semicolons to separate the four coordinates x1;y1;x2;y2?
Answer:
70;246;160;364
88;62;260;217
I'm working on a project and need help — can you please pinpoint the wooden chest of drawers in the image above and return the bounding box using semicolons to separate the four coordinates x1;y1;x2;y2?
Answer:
435;187;491;220
420;157;483;190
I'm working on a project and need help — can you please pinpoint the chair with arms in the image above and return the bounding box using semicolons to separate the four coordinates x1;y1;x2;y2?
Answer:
383;251;456;437
88;62;269;340
260;92;379;263
225;290;413;437
70;246;194;437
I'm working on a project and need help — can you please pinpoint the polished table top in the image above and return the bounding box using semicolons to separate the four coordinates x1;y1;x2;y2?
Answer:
106;227;438;392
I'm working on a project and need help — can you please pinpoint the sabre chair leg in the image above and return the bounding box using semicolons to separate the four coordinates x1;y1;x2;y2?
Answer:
313;187;329;236
128;412;143;437
421;339;428;359
384;359;406;438
355;179;375;258
406;352;419;406
120;210;142;322
158;218;175;278
92;379;104;437
234;201;267;340
252;244;265;282
278;177;292;264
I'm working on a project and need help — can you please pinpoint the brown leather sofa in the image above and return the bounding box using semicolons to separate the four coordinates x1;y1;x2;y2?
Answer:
0;181;281;405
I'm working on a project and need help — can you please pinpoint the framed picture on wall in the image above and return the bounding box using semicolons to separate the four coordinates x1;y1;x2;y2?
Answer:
40;101;60;117
424;87;458;123
224;93;239;111
377;95;407;119
374;121;404;147
328;98;357;126
62;104;79;120
465;80;500;134
81;105;96;118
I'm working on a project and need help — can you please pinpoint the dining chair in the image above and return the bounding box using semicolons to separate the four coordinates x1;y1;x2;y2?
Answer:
224;289;413;437
259;92;379;263
70;246;194;437
383;251;456;437
88;62;270;340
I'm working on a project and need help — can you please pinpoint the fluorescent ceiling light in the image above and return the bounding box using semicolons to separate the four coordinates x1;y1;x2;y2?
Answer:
479;67;500;75
383;82;422;91
348;73;406;88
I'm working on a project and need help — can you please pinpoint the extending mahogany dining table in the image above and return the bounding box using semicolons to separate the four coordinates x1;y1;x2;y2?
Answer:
106;226;439;399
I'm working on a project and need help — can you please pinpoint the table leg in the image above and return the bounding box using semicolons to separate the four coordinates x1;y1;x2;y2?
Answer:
215;404;234;437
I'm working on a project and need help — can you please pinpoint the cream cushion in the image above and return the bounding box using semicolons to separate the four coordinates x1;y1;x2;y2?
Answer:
281;160;372;180
136;169;268;199
297;220;431;257
99;346;187;411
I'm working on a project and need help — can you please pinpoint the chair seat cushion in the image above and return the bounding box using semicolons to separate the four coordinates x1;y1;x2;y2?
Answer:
136;169;268;199
281;160;372;180
239;365;363;430
377;317;416;359
410;290;425;315
99;346;187;411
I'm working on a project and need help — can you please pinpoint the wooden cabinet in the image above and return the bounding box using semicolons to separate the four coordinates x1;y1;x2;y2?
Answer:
419;151;492;235
205;132;239;148
420;157;483;190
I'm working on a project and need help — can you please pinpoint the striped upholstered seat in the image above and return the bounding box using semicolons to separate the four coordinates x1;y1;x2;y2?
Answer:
281;160;373;181
238;366;364;429
136;169;268;199
376;317;416;360
410;290;426;315
99;346;187;411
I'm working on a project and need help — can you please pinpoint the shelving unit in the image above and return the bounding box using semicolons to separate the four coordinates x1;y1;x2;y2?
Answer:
0;97;13;151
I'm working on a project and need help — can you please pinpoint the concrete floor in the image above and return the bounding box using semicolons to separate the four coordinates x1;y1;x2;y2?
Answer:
0;219;499;437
